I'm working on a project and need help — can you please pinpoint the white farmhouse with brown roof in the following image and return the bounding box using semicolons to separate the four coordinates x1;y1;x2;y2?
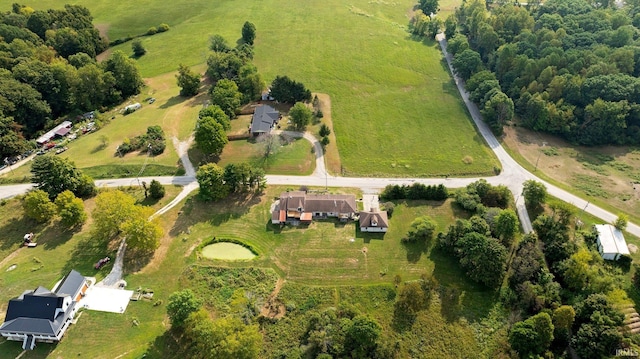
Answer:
271;191;357;225
359;208;389;232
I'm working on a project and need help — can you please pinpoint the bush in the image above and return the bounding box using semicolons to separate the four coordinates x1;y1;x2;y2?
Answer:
157;23;170;32
147;27;158;35
149;180;165;199
132;40;146;57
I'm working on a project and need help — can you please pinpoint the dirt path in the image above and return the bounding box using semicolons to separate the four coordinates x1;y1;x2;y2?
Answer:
314;93;341;175
260;278;286;319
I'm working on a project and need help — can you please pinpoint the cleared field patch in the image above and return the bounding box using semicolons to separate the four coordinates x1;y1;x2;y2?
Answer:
502;125;640;225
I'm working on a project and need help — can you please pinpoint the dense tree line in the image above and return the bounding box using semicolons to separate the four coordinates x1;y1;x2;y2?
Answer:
379;183;449;201
205;23;264;114
0;4;144;159
196;162;266;201
449;0;640;145
500;180;633;357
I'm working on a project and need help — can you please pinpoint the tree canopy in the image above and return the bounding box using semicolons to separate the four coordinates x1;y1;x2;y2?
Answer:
31;155;96;200
452;0;640;145
196;163;229;201
269;75;312;104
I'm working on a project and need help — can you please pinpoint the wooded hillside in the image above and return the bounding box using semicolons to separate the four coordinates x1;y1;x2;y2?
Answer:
451;0;640;146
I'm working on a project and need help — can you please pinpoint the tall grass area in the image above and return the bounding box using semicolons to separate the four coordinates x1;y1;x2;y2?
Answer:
26;0;493;177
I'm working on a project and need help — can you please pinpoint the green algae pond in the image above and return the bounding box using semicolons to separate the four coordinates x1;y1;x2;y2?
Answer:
201;242;256;260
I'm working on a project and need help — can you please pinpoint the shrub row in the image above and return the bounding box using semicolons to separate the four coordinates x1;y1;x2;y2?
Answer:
380;183;449;201
109;23;170;46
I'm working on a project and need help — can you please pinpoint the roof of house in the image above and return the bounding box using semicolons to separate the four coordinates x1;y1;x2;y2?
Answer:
55;127;71;137
250;105;279;134
54;269;85;297
278;191;357;214
0;288;70;336
0;270;85;337
359;209;389;228
595;224;630;256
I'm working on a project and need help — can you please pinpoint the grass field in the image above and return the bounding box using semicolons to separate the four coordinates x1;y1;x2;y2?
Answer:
24;0;492;178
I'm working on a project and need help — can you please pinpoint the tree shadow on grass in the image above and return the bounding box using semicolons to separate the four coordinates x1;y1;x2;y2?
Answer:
158;95;190;110
143;329;184;359
39;223;79;250
61;235;112;278
402;240;429;263
430;247;498;323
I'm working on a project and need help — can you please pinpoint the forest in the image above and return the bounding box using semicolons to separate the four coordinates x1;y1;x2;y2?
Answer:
0;4;143;159
448;0;640;146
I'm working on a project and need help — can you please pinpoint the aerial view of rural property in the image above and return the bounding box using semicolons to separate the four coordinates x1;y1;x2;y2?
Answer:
4;0;640;358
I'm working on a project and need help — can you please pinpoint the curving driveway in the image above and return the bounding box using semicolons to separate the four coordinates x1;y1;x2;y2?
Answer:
0;36;637;237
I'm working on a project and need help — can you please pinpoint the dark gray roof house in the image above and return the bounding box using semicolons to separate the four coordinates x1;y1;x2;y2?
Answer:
0;270;89;350
250;105;280;136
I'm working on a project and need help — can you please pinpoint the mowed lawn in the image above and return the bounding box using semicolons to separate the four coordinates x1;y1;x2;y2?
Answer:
26;0;495;177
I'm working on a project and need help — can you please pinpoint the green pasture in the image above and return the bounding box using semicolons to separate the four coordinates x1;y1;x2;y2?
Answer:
25;0;491;177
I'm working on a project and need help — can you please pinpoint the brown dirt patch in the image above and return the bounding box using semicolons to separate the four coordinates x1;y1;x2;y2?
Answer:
630;244;638;254
260;278;286;319
95;23;110;42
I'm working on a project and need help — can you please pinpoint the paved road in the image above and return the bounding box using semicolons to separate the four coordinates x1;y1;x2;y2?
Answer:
1;39;637;237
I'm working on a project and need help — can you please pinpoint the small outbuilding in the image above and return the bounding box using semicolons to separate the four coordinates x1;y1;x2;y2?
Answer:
359;208;389;233
595;224;630;260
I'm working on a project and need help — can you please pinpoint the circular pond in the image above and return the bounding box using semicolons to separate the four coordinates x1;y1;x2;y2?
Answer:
201;242;256;260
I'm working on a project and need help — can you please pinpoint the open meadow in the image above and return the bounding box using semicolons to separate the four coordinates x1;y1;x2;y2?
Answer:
25;0;494;178
503;125;640;227
0;186;507;358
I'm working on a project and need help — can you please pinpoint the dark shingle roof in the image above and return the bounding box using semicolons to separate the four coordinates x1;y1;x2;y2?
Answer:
251;105;279;134
54;269;85;297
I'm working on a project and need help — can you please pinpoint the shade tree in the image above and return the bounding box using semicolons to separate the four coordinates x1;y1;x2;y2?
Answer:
23;189;56;223
289;102;313;130
210;79;242;118
54;190;87;228
196;163;229;201
176;64;200;97
31;155;96;200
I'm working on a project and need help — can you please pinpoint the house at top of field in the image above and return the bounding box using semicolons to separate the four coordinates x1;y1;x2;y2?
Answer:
0;269;90;350
36;121;72;146
359;208;389;233
595;224;630;260
250;105;280;136
271;191;357;225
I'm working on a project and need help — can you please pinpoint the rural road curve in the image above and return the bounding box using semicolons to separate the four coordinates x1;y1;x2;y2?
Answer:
0;36;637;238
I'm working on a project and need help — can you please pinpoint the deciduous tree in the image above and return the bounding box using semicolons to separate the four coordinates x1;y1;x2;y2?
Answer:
289;102;312;131
91;190;136;241
121;207;162;253
523;180;547;209
194;116;228;157
55;190;86;228
167;289;202;328
344;316;381;358
404;216;437;243
241;21;256;45
23;189;56;223
196;163;229;201
210;79;242;118
176;64;200;97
